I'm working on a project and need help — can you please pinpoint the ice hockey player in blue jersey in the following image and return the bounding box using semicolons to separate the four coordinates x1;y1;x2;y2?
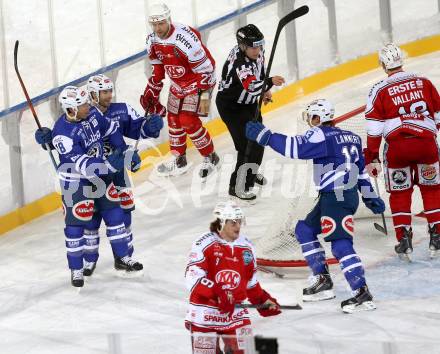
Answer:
38;86;145;287
81;74;164;276
246;99;386;313
36;76;163;279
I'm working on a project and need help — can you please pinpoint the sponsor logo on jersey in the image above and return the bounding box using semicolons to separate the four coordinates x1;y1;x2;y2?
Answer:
392;170;407;184
181;26;199;43
215;270;241;290
416;79;423;88
242;250;253;265
164;65;186;79
176;33;192;49
106;183;120;202
320;216;336;236
342;215;354;236
72;200;94;221
420;164;437;181
119;188;134;209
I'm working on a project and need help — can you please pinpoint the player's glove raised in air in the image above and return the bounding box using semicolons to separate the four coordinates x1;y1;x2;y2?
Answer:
247;284;281;317
362;196;386;214
35;127;53;150
140;114;164;139
104;148;125;173
363;148;382;177
245;121;272;146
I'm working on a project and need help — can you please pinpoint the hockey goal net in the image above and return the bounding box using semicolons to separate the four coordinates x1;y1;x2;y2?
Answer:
254;105;414;268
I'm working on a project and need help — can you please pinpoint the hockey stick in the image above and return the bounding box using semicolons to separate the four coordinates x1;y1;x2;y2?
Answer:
13;40;58;169
244;5;309;161
252;5;309;122
134;100;152;151
373;177;388;235
238;303;302;310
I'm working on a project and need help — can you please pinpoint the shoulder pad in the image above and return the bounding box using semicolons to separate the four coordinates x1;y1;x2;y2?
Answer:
146;33;156;57
304;126;325;143
52;134;74;154
194;232;218;248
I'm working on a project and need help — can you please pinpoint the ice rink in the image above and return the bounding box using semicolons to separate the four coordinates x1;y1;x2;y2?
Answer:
1;51;440;353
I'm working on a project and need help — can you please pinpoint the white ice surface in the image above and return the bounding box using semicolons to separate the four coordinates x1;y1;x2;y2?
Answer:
1;52;440;353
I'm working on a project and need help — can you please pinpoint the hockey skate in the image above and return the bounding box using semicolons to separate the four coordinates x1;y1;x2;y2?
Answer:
428;225;440;258
394;227;413;262
83;261;96;277
199;152;221;181
303;273;335;302
228;186;257;204
156;154;191;177
254;173;267;186
71;269;84;288
341;285;376;313
114;256;144;277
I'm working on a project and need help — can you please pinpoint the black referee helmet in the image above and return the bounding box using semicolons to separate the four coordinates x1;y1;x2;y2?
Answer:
236;24;265;48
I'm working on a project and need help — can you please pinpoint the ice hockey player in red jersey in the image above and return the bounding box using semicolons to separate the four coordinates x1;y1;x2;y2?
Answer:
185;200;281;353
364;43;440;260
140;3;220;180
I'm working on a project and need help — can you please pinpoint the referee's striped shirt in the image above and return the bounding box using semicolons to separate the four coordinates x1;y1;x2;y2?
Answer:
217;45;272;105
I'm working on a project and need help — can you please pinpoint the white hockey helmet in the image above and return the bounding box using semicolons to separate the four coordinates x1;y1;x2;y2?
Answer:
59;85;89;120
213;200;245;225
148;3;171;23
379;43;403;70
87;74;114;104
303;99;335;126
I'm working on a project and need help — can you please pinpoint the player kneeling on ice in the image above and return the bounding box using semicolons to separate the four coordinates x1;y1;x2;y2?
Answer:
185;201;281;353
246;99;386;313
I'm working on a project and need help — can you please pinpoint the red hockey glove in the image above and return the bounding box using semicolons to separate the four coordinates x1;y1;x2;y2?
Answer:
247;284;281;317
140;80;163;112
214;284;236;317
363;148;382;177
151;101;167;117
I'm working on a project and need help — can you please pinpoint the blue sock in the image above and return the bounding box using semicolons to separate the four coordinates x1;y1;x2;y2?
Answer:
295;221;327;275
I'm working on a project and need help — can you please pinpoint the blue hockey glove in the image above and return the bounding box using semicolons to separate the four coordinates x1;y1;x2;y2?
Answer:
245;121;272;146
35;127;52;145
104;149;125;173
362;196;386;214
129;149;142;173
140;114;164;139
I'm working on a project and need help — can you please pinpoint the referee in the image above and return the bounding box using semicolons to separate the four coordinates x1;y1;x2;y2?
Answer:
216;24;285;202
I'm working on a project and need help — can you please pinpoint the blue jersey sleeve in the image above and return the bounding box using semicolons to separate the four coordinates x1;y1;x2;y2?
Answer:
52;132;104;179
121;103;145;140
97;111;127;151
268;127;328;160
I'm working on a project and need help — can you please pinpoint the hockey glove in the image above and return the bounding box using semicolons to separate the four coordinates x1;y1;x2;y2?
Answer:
35;127;53;148
245;121;272;146
126;149;141;173
140;80;163;112
140;114;164;139
214;284;236;317
104;149;125;173
247;284;281;317
363;148;382;177
362;196;386;214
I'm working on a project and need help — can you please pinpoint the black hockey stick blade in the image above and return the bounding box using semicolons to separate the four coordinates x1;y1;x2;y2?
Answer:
278;5;309;29
374;222;387;235
373;178;388;235
238;303;302;310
